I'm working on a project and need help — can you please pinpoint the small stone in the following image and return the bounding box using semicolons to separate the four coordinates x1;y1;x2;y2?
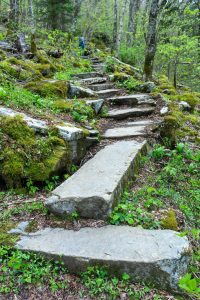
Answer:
86;99;104;114
69;84;97;98
160;106;169;115
9;221;30;234
179;101;192;112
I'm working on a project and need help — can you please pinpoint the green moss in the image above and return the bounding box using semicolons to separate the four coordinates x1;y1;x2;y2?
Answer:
0;222;19;246
0;115;71;189
24;80;69;97
0;49;6;60
113;71;130;82
52;99;72;112
160;115;180;147
161;209;178;231
177;93;199;111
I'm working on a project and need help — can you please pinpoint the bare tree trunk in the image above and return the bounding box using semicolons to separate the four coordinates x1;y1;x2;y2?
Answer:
117;0;128;57
113;0;118;51
127;0;140;47
72;0;83;33
28;0;34;29
143;0;160;81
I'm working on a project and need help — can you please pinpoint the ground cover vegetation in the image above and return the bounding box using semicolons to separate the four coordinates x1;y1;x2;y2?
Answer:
0;0;199;299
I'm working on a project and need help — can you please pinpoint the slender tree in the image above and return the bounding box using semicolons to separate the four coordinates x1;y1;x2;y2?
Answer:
113;0;118;51
127;0;140;46
117;0;128;56
143;0;160;80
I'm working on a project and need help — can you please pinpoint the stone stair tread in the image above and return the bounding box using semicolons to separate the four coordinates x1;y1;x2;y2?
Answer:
72;72;103;79
16;225;190;291
107;94;156;106
97;89;123;98
108;107;155;120
78;77;107;85
45;140;147;219
103;126;147;139
89;83;115;91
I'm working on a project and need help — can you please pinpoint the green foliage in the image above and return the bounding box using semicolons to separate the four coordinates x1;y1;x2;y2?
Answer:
70;100;94;123
25;80;69;98
0;247;68;294
179;273;200;298
161;209;178;231
0;115;70;188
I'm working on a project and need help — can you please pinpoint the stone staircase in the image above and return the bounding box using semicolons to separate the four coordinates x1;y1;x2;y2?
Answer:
15;56;190;291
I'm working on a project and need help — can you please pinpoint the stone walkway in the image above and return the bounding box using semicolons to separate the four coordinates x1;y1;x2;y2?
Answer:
15;56;190;290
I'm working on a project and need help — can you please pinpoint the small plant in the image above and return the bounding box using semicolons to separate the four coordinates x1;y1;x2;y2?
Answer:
26;179;38;195
45;176;60;192
150;145;166;160
179;273;200;298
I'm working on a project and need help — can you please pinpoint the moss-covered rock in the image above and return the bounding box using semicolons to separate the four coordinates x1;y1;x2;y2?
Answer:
24;79;69;97
177;93;199;112
161;209;178;231
0;115;71;188
160;115;180;147
52;99;72;112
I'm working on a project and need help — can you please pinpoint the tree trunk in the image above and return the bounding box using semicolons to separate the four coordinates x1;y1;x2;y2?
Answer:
143;0;160;81
127;0;140;47
28;0;34;30
113;0;118;51
72;0;83;33
117;0;128;57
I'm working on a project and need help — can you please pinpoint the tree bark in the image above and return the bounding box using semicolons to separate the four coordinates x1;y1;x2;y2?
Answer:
127;0;140;47
117;0;128;57
28;0;35;30
143;0;160;81
113;0;118;51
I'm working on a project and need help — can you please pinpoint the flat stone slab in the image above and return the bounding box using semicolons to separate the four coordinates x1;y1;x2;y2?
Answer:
78;77;107;85
69;85;97;98
90;83;115;91
108;94;156;106
72;72;103;79
97;89;123;98
46;140;147;219
125;120;154;127
107;107;155;120
16;226;190;291
86;99;104;114
103;126;147;139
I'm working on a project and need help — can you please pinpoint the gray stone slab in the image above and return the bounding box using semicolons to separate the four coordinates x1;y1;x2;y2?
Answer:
97;89;123;99
46;140;147;219
125;120;154;127
90;83;115;91
103;126;146;139
108;94;156;106
78;77;107;85
69;85;97;98
108;107;155;120
16;225;190;291
72;72;103;79
86;99;104;114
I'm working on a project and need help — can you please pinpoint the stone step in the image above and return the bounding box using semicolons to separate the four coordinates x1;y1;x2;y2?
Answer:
72;72;103;79
89;83;115;91
124;120;154;127
78;77;107;85
16;225;190;291
97;89;123;99
103;126;147;139
107;107;155;120
107;94;156;107
46;140;147;219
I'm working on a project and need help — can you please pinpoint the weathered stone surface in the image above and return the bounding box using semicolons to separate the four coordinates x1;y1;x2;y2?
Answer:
9;221;29;234
125;120;154;127
78;77;107;85
108;107;155;120
46;140;147;219
179;101;192;112
69;84;97;98
0;106;83;141
108;94;156;106
97;89;123;99
86;99;104;114
137;82;156;93
160;106;169;116
71;72;103;79
16;225;190;291
90;83;115;91
103;126;147;139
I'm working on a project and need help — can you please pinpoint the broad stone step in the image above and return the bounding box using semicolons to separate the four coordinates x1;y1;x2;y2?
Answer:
16;226;190;291
97;89;123;99
108;94;156;106
103;126;147;139
46;140;147;219
72;72;103;79
108;107;155;120
78;77;107;85
90;83;115;91
124;120;154;127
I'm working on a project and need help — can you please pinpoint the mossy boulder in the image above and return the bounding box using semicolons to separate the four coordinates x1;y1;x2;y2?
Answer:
160;115;180;147
24;79;69;97
0;115;71;189
177;93;199;112
52;99;72;112
161;209;178;231
113;72;130;82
